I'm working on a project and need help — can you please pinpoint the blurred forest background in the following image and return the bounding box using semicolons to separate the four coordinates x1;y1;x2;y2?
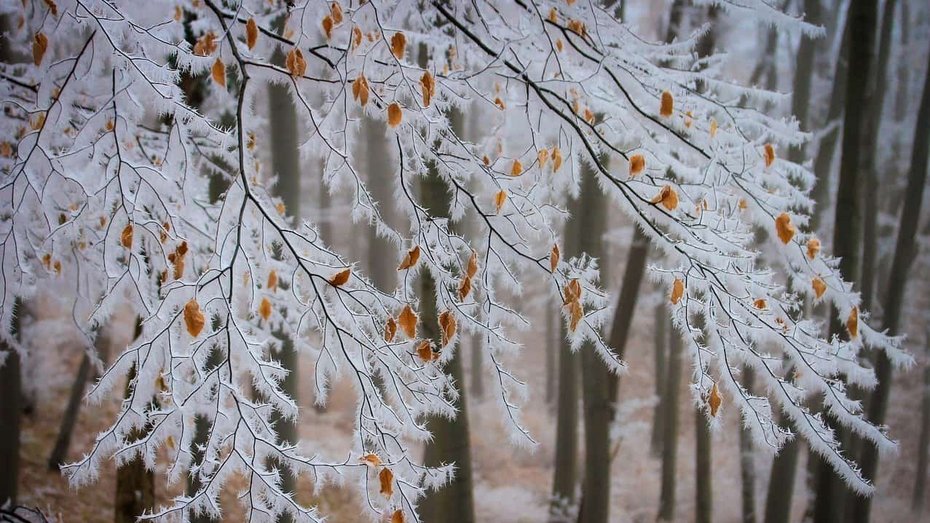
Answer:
4;0;930;521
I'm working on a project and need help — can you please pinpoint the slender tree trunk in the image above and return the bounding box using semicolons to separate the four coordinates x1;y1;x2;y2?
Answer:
812;2;878;521
913;332;930;514
0;299;22;506
364;116;395;292
853;37;930;523
764;429;800;523
650;302;667;456
576;157;611;523
545;303;557;407
657;322;682;522
696;406;713;523
788;0;822;165
740;369;757;523
605;227;648;403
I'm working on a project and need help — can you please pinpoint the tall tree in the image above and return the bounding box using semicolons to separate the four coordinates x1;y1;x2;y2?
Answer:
0;299;22;506
364;117;396;292
813;1;879;521
656;319;682;522
913;330;930;515
852;35;930;523
696;405;713;523
650;302;668;455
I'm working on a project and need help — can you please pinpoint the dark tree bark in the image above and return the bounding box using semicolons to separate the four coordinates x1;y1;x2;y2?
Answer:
605;227;648;403
546;303;557;407
364;115;396;292
696;405;713;523
812;2;878;521
657;321;682;522
788;0;822;165
0;299;22;506
764;429;800;523
739;369;757;523
913;332;930;515
576;158;612;523
650;302;667;456
853;36;930;523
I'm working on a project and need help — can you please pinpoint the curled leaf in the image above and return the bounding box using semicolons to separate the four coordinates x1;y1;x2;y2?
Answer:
812;277;827;299
245;18;258;49
415;340;435;364
494;190;507;214
660;90;673;118
629;154;645;177
330;2;344;24
753;298;767;310
847;307;859;338
764;143;776;168
550;244;560;273
397;245;421;270
391;509;405;523
321;15;334;40
458;275;472;301
710;118;718;138
193;31;217;56
286;47;307;77
510;159;523;176
466;250;479;278
384;316;397;342
33;32;48;66
650;185;679;211
211;58;226;88
551;147;563;172
330;268;351;287
568;300;583;332
775;213;795;244
708;383;722;417
537;148;549;167
120;224;134;249
258;297;272;321
352;75;370;106
420;71;435;107
351;26;363;51
564;279;582;304
379;467;394;498
387;102;402;128
495;97;506;110
184;299;205;337
671;278;684;305
807;237;821;260
398;305;417;338
267;270;278;292
439;310;457;347
390;32;406;59
360;453;381;468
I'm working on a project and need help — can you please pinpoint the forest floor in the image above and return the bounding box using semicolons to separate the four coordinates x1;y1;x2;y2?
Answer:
13;286;930;523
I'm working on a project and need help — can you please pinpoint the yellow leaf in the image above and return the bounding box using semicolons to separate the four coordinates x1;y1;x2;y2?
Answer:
708;383;722;417
710;118;718;139
267;270;278;292
650;185;679;211
660;90;673;118
807;237;820;260
466;250;479;278
330;268;351;287
211;58;226;88
847;307;859;338
671;278;684;305
812;277;827;299
494;190;507;214
439;310;457;347
245;18;258;49
379;467;394;498
398;305;417;338
764;143;776;168
458;275;472;301
390;32;406;59
774;213;795;244
360;452;381;468
184;299;205;337
258;297;272;321
384;316;397;342
537;148;549;167
738;198;748;210
550;244;560;273
397;245;421;270
33;32;48;66
121;224;134;249
387;102;402;128
510;159;523;176
629;154;645;177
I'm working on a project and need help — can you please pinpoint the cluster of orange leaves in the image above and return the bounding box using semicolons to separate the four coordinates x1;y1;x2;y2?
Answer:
563;278;583;332
358;453;402;521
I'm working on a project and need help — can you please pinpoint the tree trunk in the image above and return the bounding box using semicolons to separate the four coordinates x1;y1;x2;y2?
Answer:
0;299;22;506
657;321;682;522
418;76;475;520
764;430;800;523
788;0;822;165
364;116;395;292
48;349;95;470
853;35;930;523
696;406;713;523
650;303;667;456
812;1;878;521
605;227;648;404
545;303;556;407
912;333;930;514
740;368;757;523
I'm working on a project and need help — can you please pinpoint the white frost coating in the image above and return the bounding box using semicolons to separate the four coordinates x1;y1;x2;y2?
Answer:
0;0;905;519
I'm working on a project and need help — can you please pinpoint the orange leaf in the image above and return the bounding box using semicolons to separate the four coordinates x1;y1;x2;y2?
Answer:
43;0;58;16
379;467;394;498
387;103;402;128
351;26;363;51
420;71;435;107
568;299;583;332
812;277;827;299
267;270;278;292
548;7;558;23
330;2;344;24
494;190;507;214
650;185;679;211
384;317;397;342
774;213;795;244
415;339;434;361
550;244;560;273
466;250;479;278
629;154;645;177
806;237;820;260
847;307;859;338
321;15;334;40
211;58;226;88
184;299;205;337
193;31;217;56
390;32;406;59
245;18;258;49
360;452;382;467
537;148;549;167
510;159;523;176
551;147;563;172
708;383;722;417
398;305;417;338
763;143;776;168
738;198;748;210
352;75;370;106
495;97;506;110
286;47;307;77
391;509;405;523
671;278;684;305
397;245;421;270
330;268;351;287
439;310;457;347
458;275;473;301
660;90;673;118
564;279;582;304
258;297;272;321
120;224;134;249
753;298;767;310
33;32;48;66
710;118;718;138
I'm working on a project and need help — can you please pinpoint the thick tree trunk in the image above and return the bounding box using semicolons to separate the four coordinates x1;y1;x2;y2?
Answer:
656;322;682;522
788;0;822;165
650;303;667;456
764;430;800;523
696;406;713;523
418;79;475;520
853;36;930;523
0;302;22;505
605;227;648;403
740;369;757;523
812;1;878;521
576;158;611;523
913;334;930;514
364;116;395;292
545;304;556;407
